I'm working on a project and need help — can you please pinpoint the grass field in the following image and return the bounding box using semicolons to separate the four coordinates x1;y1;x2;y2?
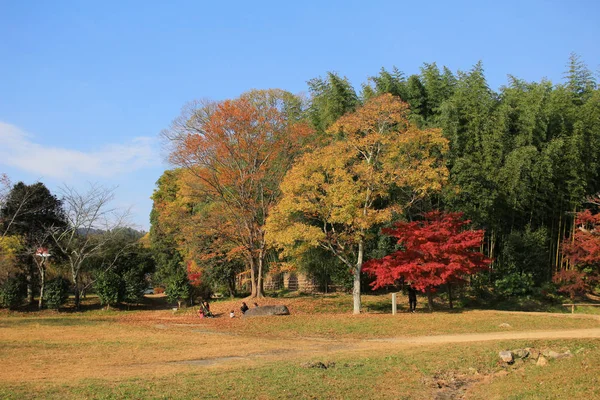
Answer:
1;294;599;399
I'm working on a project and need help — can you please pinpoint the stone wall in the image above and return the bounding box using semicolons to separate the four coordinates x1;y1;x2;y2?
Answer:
238;270;341;293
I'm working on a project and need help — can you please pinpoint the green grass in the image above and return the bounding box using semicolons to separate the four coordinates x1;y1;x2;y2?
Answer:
212;310;599;339
1;339;598;399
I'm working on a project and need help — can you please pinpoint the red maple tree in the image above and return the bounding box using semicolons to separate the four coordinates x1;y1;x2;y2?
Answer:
557;208;600;298
562;209;600;267
363;211;490;310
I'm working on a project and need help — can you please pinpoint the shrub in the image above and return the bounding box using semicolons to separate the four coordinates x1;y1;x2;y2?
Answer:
94;270;123;308
0;277;25;309
44;277;70;310
495;272;535;298
0;277;24;309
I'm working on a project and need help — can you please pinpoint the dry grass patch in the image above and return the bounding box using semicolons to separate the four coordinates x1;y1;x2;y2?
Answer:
1;337;598;399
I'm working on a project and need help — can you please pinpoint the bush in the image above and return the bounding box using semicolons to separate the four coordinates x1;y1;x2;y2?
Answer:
0;277;24;309
44;277;70;310
94;270;123;307
495;272;535;298
122;269;146;304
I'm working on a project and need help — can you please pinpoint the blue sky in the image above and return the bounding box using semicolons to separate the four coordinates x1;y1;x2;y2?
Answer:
1;0;598;230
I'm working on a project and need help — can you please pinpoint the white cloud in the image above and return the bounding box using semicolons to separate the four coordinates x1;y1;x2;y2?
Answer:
0;121;159;179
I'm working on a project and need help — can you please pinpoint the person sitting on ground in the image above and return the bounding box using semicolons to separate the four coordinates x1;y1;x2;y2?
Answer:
199;300;213;318
229;310;235;318
253;302;259;308
240;302;249;314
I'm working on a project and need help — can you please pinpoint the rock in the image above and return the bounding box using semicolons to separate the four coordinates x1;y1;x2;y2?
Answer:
555;350;573;359
242;305;290;317
499;351;514;363
525;347;540;360
536;356;548;367
543;350;562;359
498;323;512;328
510;358;524;368
513;349;530;359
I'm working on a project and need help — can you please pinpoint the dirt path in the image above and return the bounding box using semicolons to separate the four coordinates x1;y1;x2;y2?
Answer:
175;327;600;367
367;327;600;345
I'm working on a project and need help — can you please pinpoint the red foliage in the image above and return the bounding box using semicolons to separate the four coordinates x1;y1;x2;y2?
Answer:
187;260;203;287
553;269;595;300
562;209;600;268
363;211;491;292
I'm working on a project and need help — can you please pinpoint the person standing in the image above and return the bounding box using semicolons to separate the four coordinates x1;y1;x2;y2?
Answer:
408;286;417;313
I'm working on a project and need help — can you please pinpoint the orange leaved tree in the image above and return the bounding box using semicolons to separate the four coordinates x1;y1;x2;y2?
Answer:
266;94;449;313
164;89;312;297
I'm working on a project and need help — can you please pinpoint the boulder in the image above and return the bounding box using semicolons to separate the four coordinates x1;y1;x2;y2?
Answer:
498;323;512;328
513;348;530;359
499;351;514;363
536;355;548;367
242;305;290;317
525;347;540;360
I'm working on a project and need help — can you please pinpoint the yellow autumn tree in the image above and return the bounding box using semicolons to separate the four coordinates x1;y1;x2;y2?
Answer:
266;94;449;314
0;235;23;279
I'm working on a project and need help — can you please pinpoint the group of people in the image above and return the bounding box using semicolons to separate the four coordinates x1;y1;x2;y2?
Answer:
198;300;261;318
226;301;260;318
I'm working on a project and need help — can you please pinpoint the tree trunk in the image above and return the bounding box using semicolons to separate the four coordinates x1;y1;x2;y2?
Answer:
426;288;434;311
257;253;265;298
38;265;45;310
72;269;80;310
26;263;34;305
353;240;364;315
249;257;257;297
447;283;453;310
227;278;236;298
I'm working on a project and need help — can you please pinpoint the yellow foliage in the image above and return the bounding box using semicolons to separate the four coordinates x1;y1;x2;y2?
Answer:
0;235;23;277
266;94;449;261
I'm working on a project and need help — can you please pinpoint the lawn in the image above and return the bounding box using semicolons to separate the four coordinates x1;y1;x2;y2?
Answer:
0;294;599;399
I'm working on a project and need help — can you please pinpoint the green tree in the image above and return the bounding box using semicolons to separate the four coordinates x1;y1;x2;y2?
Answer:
166;269;190;309
0;182;66;306
94;270;123;309
308;72;359;134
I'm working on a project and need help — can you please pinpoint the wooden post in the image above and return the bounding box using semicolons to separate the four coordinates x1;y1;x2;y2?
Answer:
392;293;397;315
